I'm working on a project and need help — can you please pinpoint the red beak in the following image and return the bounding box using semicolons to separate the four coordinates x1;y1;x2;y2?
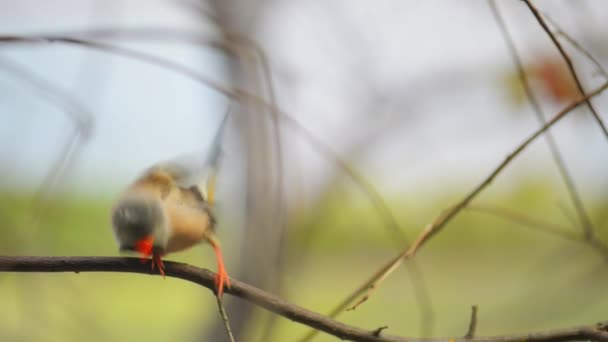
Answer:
135;236;154;256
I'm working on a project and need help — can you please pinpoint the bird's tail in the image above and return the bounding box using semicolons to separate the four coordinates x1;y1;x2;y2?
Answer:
198;108;231;207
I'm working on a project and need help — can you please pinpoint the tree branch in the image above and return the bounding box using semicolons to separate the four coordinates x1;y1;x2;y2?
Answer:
1;256;607;342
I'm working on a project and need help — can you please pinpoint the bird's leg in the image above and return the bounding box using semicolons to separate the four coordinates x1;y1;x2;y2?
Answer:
135;236;165;278
209;236;231;297
151;253;166;278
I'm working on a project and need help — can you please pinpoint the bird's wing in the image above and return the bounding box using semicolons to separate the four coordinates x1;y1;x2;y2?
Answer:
138;112;230;204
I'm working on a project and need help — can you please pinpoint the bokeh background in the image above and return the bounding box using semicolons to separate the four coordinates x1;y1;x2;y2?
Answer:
1;0;608;341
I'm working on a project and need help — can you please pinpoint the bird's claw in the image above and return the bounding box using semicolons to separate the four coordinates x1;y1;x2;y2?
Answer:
214;266;231;297
152;254;166;278
141;253;165;278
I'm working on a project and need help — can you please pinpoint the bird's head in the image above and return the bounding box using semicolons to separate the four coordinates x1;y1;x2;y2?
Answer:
111;192;168;255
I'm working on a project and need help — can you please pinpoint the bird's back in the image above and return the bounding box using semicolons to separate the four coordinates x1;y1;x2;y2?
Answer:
131;164;216;254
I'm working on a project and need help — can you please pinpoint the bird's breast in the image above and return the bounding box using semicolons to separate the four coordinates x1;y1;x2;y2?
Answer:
164;203;212;254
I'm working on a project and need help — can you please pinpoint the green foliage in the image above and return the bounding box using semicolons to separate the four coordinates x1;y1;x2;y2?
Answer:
0;179;607;341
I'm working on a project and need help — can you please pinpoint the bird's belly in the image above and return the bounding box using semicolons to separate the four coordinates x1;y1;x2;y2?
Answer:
163;204;211;254
165;233;203;253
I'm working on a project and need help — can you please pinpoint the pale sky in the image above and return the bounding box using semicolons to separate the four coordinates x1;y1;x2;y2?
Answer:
1;0;607;205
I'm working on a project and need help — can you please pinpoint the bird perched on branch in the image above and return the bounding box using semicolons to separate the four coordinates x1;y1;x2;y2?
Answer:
111;115;231;296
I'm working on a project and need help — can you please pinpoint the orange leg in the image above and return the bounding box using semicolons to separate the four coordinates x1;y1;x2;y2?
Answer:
210;239;231;297
151;253;166;278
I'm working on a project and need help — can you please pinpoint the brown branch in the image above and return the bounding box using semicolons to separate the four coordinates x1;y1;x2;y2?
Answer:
1;256;607;342
522;0;608;161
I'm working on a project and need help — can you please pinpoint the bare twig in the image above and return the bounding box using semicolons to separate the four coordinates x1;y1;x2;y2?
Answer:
488;0;596;247
522;0;608;157
0;55;93;212
216;296;236;342
335;79;608;309
1;256;608;342
467;204;608;259
467;205;579;241
540;14;608;80
556;201;581;229
373;326;389;337
464;305;478;339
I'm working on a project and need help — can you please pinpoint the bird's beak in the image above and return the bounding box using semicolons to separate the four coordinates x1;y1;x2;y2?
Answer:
135;235;155;256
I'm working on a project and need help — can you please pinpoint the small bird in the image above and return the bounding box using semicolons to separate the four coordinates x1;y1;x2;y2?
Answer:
111;161;231;296
111;115;231;296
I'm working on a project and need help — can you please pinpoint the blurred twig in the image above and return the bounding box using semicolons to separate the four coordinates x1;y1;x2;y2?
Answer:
522;0;608;151
522;0;608;255
464;305;478;339
466;204;608;259
0;55;93;233
325;79;608;311
489;0;596;250
216;296;236;342
467;205;579;241
2;256;608;342
541;14;608;80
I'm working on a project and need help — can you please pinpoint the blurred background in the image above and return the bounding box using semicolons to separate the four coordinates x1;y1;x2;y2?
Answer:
1;0;608;341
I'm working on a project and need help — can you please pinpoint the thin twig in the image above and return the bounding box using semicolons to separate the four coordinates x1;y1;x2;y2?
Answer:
0;56;93;192
0;55;93;228
540;13;608;80
2;256;608;342
466;205;580;241
216;296;236;342
373;326;389;337
332;79;608;310
556;201;581;229
488;0;596;249
522;0;608;166
464;305;478;339
466;204;608;260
